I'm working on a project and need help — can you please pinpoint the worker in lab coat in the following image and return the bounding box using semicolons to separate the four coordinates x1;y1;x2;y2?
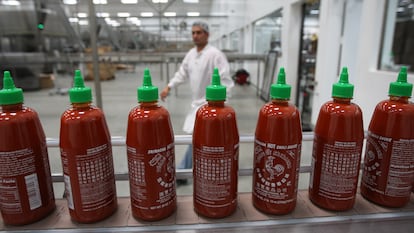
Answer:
160;21;234;184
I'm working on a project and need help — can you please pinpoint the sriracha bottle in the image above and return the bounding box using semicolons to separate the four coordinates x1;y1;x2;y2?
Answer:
360;67;414;207
0;71;55;225
126;69;176;221
252;68;302;214
309;67;364;211
193;68;239;218
59;70;117;223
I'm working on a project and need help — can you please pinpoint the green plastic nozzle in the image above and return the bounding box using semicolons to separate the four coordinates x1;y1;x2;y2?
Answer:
0;71;24;105
138;68;158;102
389;67;412;97
332;67;354;98
206;68;226;101
270;67;291;100
69;70;92;103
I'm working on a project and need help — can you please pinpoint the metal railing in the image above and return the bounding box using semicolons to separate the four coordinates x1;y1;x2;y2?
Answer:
48;132;315;182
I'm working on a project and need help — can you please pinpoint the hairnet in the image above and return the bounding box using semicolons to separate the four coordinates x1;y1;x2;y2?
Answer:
192;21;209;33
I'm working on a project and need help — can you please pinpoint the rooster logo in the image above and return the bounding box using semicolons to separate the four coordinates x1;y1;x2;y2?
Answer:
265;156;285;180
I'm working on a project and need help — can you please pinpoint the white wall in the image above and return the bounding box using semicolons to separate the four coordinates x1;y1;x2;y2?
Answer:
354;0;414;127
214;0;414;128
311;0;414;129
280;1;302;104
311;0;346;124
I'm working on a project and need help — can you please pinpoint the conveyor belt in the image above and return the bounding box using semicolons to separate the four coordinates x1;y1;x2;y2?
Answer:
1;191;413;233
2;133;413;232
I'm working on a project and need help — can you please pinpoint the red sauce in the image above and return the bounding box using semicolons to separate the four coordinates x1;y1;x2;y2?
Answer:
0;104;55;225
253;100;302;214
193;101;239;218
309;98;364;211
126;102;176;221
60;103;117;223
360;96;414;207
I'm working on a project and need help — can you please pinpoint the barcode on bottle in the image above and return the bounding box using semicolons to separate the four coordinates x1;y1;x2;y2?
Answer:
24;173;42;210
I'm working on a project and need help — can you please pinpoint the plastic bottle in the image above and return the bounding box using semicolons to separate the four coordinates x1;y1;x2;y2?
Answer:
252;68;302;214
308;67;364;211
0;71;55;225
193;68;239;218
59;70;117;223
126;69;176;221
360;67;414;207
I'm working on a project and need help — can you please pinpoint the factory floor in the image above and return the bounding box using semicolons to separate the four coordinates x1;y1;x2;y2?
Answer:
12;64;413;233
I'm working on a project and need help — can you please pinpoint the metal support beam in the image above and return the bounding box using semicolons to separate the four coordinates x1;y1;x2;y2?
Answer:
88;0;103;109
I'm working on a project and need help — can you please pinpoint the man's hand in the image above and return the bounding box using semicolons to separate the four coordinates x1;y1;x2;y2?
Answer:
160;86;170;101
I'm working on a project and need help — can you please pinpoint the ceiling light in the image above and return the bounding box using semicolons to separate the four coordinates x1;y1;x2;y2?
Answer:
93;0;107;4
127;17;139;21
183;0;198;3
78;20;89;25
69;17;79;23
117;12;130;17
187;12;200;17
310;9;319;15
152;0;168;3
127;17;141;26
121;0;138;3
96;12;110;17
77;13;88;18
141;12;154;17
63;0;77;5
1;0;20;6
164;12;176;17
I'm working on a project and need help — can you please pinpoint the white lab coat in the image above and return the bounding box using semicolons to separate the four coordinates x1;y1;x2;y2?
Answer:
167;44;234;133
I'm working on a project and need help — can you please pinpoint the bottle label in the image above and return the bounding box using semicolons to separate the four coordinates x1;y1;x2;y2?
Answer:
61;143;116;211
362;131;414;197
127;143;176;210
194;144;239;208
310;137;362;201
0;148;42;214
64;175;74;209
253;139;301;204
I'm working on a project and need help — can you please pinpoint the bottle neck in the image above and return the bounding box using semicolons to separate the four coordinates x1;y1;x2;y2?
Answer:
333;97;351;104
139;101;158;108
0;103;23;111
389;95;409;103
271;99;289;105
207;100;225;107
71;102;92;109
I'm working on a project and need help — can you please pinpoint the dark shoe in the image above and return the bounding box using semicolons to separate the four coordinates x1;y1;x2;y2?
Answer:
176;179;188;186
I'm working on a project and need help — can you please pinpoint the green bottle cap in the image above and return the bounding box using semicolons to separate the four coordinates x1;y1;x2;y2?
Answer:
332;67;354;98
0;71;24;105
138;68;158;102
206;68;226;101
389;67;412;97
270;67;291;99
69;70;92;103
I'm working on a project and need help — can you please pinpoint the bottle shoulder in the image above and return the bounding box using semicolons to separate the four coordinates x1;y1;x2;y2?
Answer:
260;102;299;116
0;105;38;121
129;105;170;119
61;105;105;121
320;100;362;114
375;99;414;113
197;103;236;119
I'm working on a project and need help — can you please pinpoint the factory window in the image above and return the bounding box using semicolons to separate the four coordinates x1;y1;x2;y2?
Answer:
252;9;282;55
380;0;414;72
